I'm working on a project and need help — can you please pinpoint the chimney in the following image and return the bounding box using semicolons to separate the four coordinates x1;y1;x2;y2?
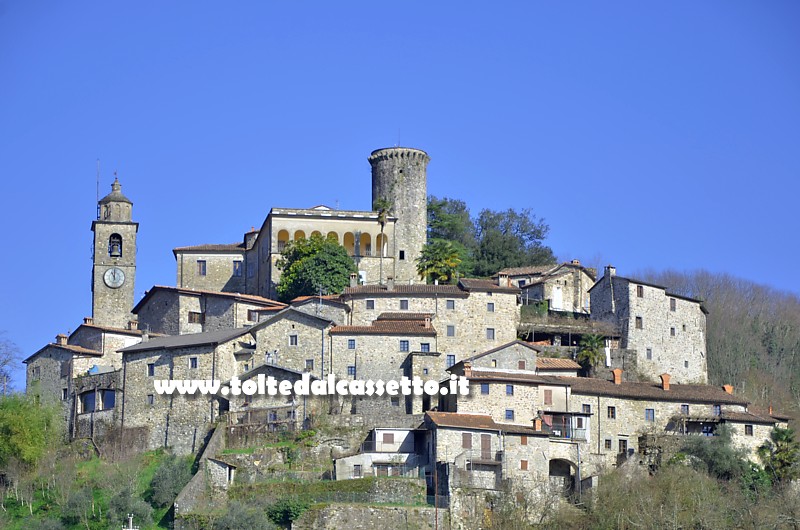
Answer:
571;259;581;266
533;416;542;432
769;404;773;416
350;272;358;288
660;373;671;391
424;316;431;329
605;265;616;278
56;334;68;346
387;277;394;291
611;368;623;385
83;317;93;325
463;361;472;378
722;384;733;395
128;320;138;331
497;273;510;287
141;332;149;343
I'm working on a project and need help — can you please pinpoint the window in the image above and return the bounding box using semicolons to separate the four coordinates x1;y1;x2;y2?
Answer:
147;394;154;406
190;357;198;369
108;233;123;257
197;260;207;276
480;383;489;395
582;404;591;414
420;343;431;353
505;409;515;421
447;325;455;337
683;324;687;332
491;359;497;367
487;302;495;312
31;366;40;380
400;300;409;310
446;299;455;310
462;433;472;449
423;368;429;375
390;396;400;407
289;334;298;346
670;297;676;311
544;389;553;405
520;460;528;471
608;406;617;419
619;439;628;454
518;360;526;370
745;424;753;436
646;348;652;360
645;408;655;422
670;327;676;336
233;260;243;277
347;365;356;376
684;360;689;368
576;417;585;429
713;404;721;416
188;311;205;324
399;340;409;352
604;439;612;450
353;464;363;478
486;328;495;340
446;354;456;368
305;359;314;371
147;363;155;377
244;363;249;371
681;404;689;415
247;310;258;322
399;250;405;260
366;299;375;310
521;435;528;446
61;388;68;401
519;280;527;287
635;316;643;329
636;285;644;297
506;384;514;396
382;433;394;444
348;339;356;349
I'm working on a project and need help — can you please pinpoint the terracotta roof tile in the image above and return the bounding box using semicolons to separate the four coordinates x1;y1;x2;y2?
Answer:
376;312;433;321
342;284;466;296
536;358;582;370
497;265;556;276
458;278;520;294
720;411;777;425
425;412;542;435
330;320;437;336
172;243;245;254
462;340;540;363
133;286;285;313
24;343;104;364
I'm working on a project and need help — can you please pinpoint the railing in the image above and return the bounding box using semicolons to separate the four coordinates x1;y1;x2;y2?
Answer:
464;449;504;464
550;425;587;441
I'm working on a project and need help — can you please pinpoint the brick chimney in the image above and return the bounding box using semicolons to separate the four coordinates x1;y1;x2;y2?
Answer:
56;334;68;346
497;273;510;287
533;416;542;431
387;277;394;291
611;368;623;385
722;384;733;395
424;316;431;329
463;361;472;378
349;272;358;288
660;373;671;391
571;259;581;266
605;265;616;277
128;320;139;331
769;404;773;416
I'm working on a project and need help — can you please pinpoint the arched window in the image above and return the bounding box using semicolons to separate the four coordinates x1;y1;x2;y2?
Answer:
109;234;123;257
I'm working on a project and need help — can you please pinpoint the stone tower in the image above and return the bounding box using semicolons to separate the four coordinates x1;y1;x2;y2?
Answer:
91;177;138;329
369;147;429;284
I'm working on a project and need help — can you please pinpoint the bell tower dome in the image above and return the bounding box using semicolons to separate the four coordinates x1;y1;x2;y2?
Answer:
91;177;138;328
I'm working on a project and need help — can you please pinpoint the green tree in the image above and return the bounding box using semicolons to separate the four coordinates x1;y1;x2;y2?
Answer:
148;455;193;508
758;426;800;484
417;240;463;284
217;501;275;530
577;334;605;375
427;196;476;248
473;208;555;277
276;235;357;303
680;424;750;481
0;394;58;468
266;497;309;527
373;197;392;285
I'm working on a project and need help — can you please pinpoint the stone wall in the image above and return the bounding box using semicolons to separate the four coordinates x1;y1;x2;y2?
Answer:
176;250;245;293
26;346;71;404
456;379;540;427
252;311;330;375
294;504;443;530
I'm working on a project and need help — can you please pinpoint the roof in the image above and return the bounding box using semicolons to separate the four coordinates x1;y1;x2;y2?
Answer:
120;327;252;354
290;295;350;310
250;307;334;331
342;284;467;297
587;274;707;310
425;412;542;436
172;242;245;255
132;285;285;314
268;207;395;222
24;343;104;364
496;265;555;277
72;323;161;338
719;411;777;425
536;357;582;370
458;278;520;294
99;178;132;204
376;312;433;321
462;340;540;363
330;320;437;336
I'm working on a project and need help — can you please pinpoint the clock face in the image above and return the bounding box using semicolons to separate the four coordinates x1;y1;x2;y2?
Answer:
103;267;125;289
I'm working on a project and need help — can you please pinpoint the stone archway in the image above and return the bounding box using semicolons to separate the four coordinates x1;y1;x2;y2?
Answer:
548;458;577;496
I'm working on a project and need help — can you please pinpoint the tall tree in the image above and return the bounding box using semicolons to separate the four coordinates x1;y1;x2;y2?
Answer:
758;426;800;484
276;234;357;302
417;240;463;284
0;334;18;395
373;197;392;286
427;196;475;248
577;334;605;376
473;208;555;277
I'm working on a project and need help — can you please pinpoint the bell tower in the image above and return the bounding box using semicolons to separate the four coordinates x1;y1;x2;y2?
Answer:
91;177;138;328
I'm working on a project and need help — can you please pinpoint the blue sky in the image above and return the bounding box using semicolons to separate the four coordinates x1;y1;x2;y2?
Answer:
1;1;798;388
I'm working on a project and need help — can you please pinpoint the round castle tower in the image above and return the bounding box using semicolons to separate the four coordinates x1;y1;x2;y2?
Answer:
369;147;430;284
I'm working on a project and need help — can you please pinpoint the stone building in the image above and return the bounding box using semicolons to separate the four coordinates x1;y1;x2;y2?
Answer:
133;285;285;335
174;147;431;300
516;260;597;314
590;266;708;383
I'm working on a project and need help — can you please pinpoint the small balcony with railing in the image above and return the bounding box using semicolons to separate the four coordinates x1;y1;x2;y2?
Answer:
544;412;590;442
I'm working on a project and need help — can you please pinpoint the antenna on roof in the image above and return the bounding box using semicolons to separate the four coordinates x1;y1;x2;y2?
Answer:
397;128;401;147
96;159;100;219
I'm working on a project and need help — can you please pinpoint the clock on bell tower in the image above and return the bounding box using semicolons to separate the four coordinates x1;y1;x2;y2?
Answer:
91;177;138;329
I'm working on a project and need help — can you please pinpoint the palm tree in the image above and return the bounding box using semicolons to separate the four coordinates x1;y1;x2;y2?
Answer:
758;426;800;483
373;197;392;285
416;240;462;284
577;333;605;376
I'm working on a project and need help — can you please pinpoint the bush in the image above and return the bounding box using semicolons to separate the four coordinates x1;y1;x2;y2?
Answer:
109;486;153;526
266;497;309;527
149;454;193;507
216;501;275;530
